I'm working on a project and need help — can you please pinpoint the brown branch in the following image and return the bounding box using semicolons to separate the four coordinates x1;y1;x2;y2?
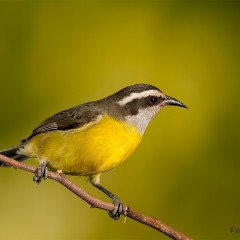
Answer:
0;154;192;240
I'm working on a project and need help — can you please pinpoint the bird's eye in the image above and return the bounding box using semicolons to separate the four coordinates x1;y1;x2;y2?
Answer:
149;96;158;104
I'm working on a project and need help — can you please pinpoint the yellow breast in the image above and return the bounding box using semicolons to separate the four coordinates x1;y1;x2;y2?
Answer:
23;116;142;175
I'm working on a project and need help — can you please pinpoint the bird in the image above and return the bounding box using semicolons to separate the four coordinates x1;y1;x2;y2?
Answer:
0;84;187;219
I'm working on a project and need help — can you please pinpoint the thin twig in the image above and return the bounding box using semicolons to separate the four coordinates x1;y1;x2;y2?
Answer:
0;154;192;240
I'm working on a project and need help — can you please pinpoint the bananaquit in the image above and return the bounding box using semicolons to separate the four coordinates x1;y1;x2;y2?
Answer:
0;84;187;219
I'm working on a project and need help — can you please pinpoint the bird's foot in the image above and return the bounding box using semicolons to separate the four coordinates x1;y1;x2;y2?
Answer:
33;161;48;184
108;197;127;220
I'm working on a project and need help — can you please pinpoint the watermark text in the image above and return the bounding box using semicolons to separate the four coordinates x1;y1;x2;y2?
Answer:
231;227;240;233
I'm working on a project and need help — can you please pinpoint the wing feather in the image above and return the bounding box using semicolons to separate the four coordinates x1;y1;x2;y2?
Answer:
23;102;103;141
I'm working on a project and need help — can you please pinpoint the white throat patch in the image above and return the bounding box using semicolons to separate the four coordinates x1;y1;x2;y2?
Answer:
125;105;162;135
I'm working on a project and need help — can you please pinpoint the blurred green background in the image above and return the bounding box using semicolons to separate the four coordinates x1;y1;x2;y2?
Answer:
0;1;239;240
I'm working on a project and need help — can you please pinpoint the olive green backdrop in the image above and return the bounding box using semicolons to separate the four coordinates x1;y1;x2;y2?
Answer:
0;1;239;240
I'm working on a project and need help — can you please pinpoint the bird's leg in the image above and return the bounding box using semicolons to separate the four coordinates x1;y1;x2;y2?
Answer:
33;160;48;184
92;182;127;220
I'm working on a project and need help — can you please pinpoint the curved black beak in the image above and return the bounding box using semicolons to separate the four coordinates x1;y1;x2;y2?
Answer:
163;96;188;109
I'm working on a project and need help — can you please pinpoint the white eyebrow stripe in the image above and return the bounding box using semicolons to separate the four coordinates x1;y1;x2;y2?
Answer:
117;89;163;106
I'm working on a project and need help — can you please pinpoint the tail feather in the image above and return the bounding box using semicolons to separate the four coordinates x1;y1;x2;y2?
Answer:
0;145;29;167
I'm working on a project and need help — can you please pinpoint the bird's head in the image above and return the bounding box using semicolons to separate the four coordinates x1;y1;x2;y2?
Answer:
103;84;187;135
